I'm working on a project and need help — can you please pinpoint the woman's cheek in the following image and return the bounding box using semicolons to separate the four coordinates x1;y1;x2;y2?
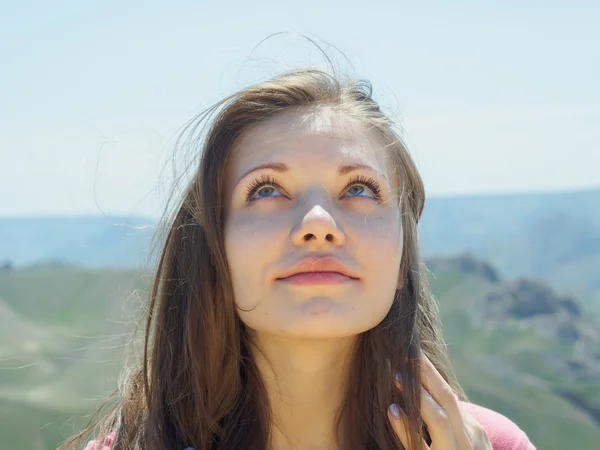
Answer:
361;208;401;235
226;212;285;261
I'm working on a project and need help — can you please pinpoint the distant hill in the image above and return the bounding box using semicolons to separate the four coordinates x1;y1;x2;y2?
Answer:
420;188;600;297
0;259;599;449
420;188;600;256
0;215;156;269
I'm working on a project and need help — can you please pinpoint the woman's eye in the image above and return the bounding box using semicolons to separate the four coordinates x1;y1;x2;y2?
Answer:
245;175;284;203
254;185;282;199
345;184;371;198
342;175;382;201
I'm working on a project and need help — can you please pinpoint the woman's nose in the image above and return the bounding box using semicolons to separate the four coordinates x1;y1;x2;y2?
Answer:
291;204;346;247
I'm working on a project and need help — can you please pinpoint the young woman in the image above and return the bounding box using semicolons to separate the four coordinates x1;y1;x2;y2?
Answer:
66;67;536;450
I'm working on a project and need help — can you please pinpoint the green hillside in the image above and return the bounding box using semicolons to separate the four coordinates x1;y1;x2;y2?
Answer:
0;262;598;449
429;267;600;447
0;265;145;449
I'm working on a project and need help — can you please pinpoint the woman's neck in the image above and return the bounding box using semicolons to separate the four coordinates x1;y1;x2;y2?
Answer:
250;332;356;450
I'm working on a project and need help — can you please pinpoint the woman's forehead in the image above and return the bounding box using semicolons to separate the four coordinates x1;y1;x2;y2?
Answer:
241;107;367;141
229;109;392;171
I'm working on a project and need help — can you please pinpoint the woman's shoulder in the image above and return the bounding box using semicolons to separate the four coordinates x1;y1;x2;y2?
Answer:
83;430;117;450
83;430;195;450
459;401;536;450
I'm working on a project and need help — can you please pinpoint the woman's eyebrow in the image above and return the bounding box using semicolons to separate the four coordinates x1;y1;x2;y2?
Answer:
236;162;289;186
235;162;385;187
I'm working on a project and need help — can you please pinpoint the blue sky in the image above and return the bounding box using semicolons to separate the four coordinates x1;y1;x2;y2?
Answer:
1;1;599;218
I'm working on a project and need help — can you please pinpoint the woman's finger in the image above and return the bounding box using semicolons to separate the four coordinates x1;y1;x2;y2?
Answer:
394;375;458;448
419;352;471;447
458;409;493;449
419;386;457;448
387;403;429;450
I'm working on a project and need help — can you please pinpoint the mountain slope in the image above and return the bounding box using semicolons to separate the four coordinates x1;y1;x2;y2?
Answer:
429;255;600;447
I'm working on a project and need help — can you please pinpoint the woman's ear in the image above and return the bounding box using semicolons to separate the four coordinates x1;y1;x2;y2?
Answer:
396;266;404;290
396;278;404;290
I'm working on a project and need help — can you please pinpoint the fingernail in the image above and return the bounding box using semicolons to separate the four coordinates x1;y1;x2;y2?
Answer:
389;403;401;418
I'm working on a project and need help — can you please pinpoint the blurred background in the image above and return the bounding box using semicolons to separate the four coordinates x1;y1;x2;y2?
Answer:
1;1;599;449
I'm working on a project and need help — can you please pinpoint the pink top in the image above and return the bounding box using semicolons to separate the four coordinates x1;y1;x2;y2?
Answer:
460;401;536;449
84;401;535;449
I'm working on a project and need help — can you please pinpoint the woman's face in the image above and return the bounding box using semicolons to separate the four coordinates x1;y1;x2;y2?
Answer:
223;108;403;338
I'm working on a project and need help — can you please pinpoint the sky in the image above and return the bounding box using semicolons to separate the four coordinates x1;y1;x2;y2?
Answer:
1;0;599;218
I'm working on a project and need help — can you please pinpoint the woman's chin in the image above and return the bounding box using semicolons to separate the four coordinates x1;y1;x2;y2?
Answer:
240;297;390;339
272;301;386;338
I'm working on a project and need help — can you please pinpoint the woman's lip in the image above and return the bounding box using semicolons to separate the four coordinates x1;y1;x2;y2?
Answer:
275;255;360;280
276;271;357;285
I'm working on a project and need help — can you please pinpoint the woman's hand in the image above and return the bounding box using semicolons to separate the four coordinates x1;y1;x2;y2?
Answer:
387;353;492;449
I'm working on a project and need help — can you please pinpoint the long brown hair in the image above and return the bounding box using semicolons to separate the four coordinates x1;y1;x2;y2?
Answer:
60;57;465;450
